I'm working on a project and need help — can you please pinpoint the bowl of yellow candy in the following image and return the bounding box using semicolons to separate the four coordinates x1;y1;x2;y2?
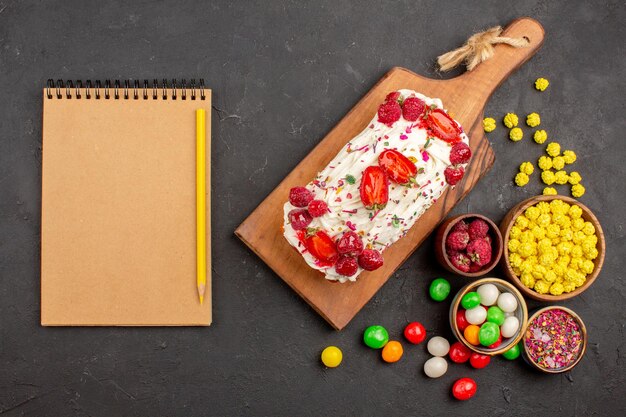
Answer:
500;196;605;301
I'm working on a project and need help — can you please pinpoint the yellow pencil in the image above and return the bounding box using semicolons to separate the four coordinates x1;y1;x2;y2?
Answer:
196;109;206;304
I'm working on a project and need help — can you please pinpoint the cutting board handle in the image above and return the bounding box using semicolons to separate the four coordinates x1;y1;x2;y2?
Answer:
449;17;545;114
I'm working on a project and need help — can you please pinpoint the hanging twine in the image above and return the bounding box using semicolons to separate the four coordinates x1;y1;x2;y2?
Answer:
437;26;529;72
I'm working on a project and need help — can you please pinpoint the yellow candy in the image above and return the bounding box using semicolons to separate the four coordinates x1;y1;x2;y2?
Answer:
521;272;535;288
534;130;548;144
515;172;529;186
483;117;496;132
526;113;541;127
544;270;557;283
568;171;582;185
571;183;585;198
552;156;565;170
525;206;540;220
568;205;583;219
562;150;577;164
543;187;557;196
321;346;343;368
554;170;569;185
563;282;576;293
571;245;583;259
508;239;521;253
537;155;553;171
520;162;534;175
510;226;522;239
531;226;546;240
546;142;561;157
541;171;556;185
537;201;551;214
581;260;595;275
537;213;551;228
535;78;550;91
503;113;519;128
510;127;523;142
549;282;564;296
582;222;595;236
534;280;550;294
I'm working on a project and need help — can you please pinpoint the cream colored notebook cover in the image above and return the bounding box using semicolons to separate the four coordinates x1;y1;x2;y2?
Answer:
41;80;212;326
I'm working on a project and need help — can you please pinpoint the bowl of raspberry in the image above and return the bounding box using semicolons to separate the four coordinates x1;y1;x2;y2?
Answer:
435;214;503;277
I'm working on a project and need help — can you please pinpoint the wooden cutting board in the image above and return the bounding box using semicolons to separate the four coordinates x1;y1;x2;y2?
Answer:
236;18;545;330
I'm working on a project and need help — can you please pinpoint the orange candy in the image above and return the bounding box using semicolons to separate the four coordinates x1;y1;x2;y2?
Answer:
464;325;481;345
382;340;404;363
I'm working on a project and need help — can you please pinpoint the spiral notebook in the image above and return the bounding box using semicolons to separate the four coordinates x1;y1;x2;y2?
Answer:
41;79;212;326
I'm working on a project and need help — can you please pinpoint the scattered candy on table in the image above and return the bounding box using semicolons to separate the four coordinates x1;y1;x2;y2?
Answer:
534;77;549;91
427;336;450;357
424;356;448;378
382;341;403;363
321;346;343;368
509;127;523;142
469;353;491;369
502;343;521;360
519;162;534;175
452;378;477;401
534;129;548;144
483;117;496;132
543;187;557;196
546;142;560;157
429;278;451;302
449;341;472;363
515;172;529;187
404;322;426;344
525;308;583;370
526;112;541;127
363;325;389;349
503;113;519;128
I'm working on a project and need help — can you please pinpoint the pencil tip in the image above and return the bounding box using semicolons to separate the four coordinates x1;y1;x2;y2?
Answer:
199;295;204;305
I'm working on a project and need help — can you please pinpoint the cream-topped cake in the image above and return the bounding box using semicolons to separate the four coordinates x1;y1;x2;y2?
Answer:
283;89;471;283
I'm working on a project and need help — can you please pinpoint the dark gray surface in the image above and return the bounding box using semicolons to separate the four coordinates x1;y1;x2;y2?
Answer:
1;0;625;416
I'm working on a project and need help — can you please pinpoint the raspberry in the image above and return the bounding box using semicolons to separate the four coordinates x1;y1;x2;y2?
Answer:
468;262;483;273
308;199;328;217
401;97;426;121
451;220;469;233
446;230;470;251
466;238;492;267
289;186;314;208
449;142;472;165
385;91;401;103
444;166;465;185
449;251;471;273
335;256;358;277
288;209;312;231
468;219;490;240
357;249;384;271
377;100;402;125
336;231;364;257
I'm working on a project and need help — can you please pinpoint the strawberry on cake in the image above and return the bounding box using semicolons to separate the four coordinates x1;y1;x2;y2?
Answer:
283;89;471;283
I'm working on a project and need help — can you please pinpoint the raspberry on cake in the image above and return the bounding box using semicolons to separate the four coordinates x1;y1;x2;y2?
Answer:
282;89;471;283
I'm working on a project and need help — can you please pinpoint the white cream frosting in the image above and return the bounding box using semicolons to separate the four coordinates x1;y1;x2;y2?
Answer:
283;89;469;283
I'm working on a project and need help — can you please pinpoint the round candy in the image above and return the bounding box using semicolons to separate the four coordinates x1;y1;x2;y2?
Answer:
463;324;480;345
488;333;503;349
429;278;451;302
452;377;477;401
502;343;521;360
449;341;472;363
404;322;427;344
476;283;499;306
465;306;487;325
479;322;500;347
424;356;448;378
501;316;520;338
456;309;469;331
363;325;389;349
321;346;343;368
382;340;403;363
497;292;518;313
469;353;491;369
460;292;481;309
427;336;450;357
486;306;505;326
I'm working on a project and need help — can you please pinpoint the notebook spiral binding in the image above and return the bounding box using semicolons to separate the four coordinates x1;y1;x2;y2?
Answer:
46;79;206;100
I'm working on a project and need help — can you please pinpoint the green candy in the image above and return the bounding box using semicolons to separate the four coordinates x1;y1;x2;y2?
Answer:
502;343;521;360
479;322;500;346
429;278;451;302
460;292;481;309
363;325;389;349
486;306;505;326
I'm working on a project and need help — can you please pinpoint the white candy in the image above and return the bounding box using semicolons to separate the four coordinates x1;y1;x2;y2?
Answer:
497;292;518;313
427;336;450;357
501;316;520;338
424;357;448;378
465;306;487;325
477;283;500;306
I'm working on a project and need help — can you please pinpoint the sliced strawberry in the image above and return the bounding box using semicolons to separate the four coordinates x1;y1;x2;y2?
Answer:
359;166;389;210
303;229;338;264
427;109;462;144
378;149;418;185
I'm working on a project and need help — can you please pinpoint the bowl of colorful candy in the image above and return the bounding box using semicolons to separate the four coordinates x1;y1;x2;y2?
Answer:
500;195;605;301
435;214;503;278
449;277;528;355
522;306;587;373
